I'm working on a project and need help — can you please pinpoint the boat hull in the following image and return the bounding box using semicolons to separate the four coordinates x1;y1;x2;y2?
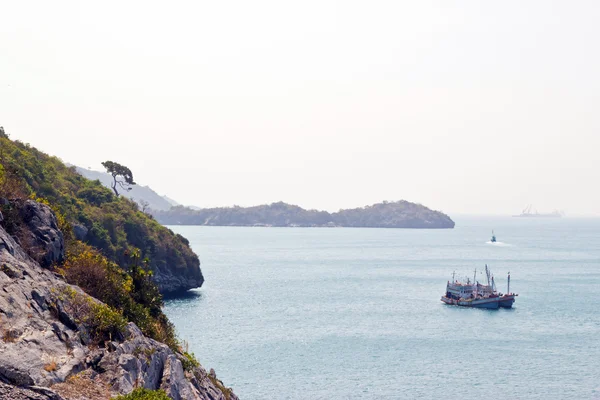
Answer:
441;296;500;309
498;295;516;308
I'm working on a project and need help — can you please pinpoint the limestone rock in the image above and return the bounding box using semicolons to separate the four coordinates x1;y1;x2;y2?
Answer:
0;382;66;400
17;200;65;268
153;268;204;296
0;208;237;400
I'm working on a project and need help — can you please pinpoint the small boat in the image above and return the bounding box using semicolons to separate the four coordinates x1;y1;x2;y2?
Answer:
441;265;517;309
490;230;497;243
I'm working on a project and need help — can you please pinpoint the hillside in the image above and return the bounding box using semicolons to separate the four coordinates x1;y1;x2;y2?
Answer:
0;196;236;399
0;127;235;397
153;200;455;229
74;166;177;211
0;128;202;294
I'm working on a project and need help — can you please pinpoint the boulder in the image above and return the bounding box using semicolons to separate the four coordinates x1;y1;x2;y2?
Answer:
72;224;88;241
18;200;64;268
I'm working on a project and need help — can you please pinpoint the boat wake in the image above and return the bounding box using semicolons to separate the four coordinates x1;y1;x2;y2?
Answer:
486;241;511;246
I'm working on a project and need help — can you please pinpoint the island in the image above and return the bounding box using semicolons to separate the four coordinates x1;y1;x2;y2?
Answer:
152;200;455;229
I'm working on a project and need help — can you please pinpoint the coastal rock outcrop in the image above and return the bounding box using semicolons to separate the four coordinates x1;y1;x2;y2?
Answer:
0;200;65;268
153;267;204;296
19;200;65;268
0;205;236;400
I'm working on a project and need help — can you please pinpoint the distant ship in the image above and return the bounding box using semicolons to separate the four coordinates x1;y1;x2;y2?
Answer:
441;265;517;309
513;204;563;218
490;230;496;243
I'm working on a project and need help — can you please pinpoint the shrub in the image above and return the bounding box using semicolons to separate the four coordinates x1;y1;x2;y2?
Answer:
60;242;178;349
77;185;113;206
54;287;127;342
114;388;171;400
43;359;58;372
180;351;200;372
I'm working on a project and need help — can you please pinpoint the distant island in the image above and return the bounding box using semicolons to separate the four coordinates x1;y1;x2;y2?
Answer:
152;201;455;229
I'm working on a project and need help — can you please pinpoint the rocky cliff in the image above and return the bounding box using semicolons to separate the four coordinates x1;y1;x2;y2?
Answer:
0;201;237;400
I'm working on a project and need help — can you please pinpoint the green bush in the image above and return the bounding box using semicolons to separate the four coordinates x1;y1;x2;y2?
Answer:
180;351;200;372
60;242;178;349
114;388;171;400
53;287;127;342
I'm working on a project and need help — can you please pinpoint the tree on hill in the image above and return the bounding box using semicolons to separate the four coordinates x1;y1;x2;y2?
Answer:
102;161;136;197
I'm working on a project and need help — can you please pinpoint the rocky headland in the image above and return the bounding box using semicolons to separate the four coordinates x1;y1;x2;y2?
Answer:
0;199;237;399
0;128;236;399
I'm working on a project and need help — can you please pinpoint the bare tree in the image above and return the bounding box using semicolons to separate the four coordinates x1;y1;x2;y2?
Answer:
139;199;150;213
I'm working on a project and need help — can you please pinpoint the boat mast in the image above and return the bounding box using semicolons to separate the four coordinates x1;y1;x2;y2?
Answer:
452;271;456;282
485;264;491;286
507;272;511;294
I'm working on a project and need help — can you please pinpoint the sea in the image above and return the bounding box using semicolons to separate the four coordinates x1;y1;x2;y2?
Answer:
164;216;600;399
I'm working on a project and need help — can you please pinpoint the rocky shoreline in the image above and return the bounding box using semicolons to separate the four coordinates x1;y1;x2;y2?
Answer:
0;201;237;400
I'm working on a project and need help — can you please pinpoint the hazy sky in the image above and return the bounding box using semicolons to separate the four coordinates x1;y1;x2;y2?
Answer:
1;1;599;215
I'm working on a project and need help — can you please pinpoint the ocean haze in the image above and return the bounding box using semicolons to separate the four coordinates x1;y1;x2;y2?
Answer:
1;1;599;215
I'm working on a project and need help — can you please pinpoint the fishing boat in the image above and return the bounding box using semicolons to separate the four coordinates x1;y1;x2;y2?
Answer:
441;265;517;309
490;230;497;243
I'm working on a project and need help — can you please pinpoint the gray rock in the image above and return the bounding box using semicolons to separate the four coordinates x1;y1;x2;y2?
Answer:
72;224;88;241
18;200;64;268
0;220;237;400
0;382;66;400
153;268;204;296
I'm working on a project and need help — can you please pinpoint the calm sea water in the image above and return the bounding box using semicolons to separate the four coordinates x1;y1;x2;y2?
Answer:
164;217;600;399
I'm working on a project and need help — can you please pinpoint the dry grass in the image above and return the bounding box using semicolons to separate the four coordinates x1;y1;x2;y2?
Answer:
51;370;112;400
1;329;16;343
43;360;58;372
0;316;17;343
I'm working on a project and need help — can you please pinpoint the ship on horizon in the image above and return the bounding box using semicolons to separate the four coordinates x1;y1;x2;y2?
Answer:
513;204;563;218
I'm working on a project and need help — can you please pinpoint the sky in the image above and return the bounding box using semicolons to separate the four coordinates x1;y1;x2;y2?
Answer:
1;1;599;215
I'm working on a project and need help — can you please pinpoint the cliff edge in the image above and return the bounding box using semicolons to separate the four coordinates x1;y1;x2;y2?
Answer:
0;201;237;399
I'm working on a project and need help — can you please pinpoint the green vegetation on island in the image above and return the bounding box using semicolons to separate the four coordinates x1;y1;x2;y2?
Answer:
153;200;455;229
